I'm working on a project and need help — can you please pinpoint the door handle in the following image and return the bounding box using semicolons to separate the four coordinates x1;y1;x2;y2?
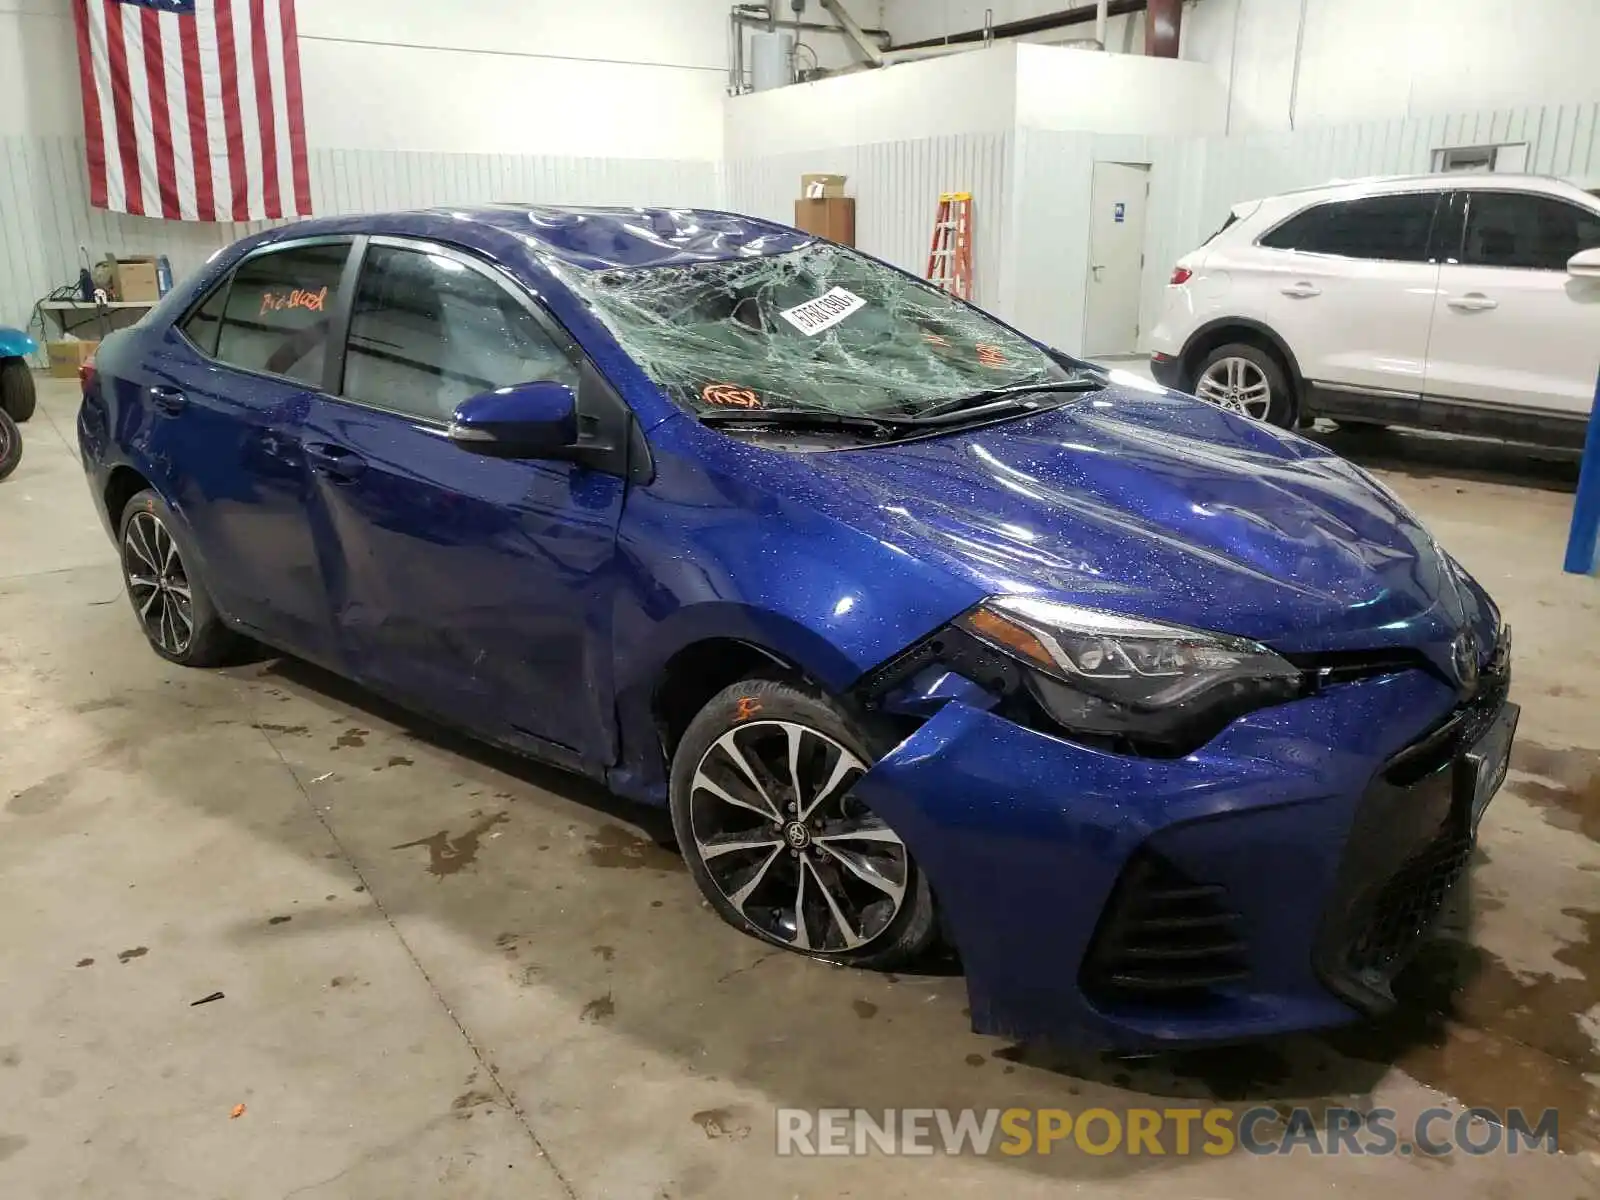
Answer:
304;441;367;483
1091;264;1106;278
1281;282;1321;298
1447;293;1498;312
149;385;188;414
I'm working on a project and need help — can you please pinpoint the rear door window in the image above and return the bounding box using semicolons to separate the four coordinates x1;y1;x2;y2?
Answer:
212;241;351;385
340;244;580;422
1259;192;1442;262
1460;191;1600;270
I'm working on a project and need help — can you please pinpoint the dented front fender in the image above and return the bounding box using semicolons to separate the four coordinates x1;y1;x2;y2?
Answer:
850;669;1456;1048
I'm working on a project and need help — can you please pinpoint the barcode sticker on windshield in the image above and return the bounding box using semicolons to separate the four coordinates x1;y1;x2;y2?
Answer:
778;287;867;336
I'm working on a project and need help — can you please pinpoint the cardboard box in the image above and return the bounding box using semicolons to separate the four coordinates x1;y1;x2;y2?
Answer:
114;256;161;303
794;197;856;246
800;173;848;199
47;339;99;379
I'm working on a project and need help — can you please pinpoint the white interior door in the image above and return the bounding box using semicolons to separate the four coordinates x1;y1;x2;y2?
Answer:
1084;162;1150;356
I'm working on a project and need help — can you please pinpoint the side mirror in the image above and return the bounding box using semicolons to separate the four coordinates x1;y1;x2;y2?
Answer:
1566;246;1600;278
449;380;577;458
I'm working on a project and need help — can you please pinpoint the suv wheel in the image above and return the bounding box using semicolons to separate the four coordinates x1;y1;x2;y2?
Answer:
1193;344;1294;427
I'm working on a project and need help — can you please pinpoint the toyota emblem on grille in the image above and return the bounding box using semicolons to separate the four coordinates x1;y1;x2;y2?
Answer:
1450;630;1480;693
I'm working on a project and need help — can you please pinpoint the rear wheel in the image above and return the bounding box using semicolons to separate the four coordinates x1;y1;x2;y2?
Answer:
118;489;240;666
1193;343;1294;427
669;678;937;969
0;357;36;422
0;411;20;480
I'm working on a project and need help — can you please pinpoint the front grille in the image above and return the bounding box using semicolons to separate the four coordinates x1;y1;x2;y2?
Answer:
1384;634;1510;786
1081;850;1249;1005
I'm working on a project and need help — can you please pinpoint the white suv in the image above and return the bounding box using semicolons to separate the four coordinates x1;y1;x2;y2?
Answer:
1147;174;1600;446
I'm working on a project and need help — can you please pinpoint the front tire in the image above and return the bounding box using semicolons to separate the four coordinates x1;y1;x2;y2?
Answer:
1;357;36;422
1193;343;1294;427
117;489;240;666
669;678;937;969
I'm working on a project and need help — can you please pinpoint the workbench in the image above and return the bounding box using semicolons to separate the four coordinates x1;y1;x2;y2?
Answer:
39;300;158;339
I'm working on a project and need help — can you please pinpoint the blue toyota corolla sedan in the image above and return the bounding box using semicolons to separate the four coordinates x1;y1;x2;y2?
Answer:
78;205;1517;1049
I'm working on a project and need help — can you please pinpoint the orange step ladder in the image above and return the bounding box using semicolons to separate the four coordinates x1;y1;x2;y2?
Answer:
926;192;973;300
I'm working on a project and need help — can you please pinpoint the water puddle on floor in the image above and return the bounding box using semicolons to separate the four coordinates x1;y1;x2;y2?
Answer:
1327;917;1599;1151
392;812;509;877
1508;739;1600;842
585;823;686;872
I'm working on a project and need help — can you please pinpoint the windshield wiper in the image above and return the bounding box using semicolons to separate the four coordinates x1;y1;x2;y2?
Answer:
697;409;917;438
696;378;1104;440
913;378;1105;422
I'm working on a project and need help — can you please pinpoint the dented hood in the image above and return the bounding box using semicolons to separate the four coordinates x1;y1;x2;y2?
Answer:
796;385;1496;663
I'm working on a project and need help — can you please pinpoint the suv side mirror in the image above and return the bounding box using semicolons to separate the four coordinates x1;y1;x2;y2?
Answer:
1566;247;1600;278
449;380;577;458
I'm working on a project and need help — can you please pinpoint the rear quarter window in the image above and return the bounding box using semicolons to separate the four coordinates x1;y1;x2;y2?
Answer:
178;281;228;357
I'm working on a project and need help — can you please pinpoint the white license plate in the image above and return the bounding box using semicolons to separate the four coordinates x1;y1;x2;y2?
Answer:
1463;702;1518;833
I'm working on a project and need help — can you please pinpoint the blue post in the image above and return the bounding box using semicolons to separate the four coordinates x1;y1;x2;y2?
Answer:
1564;364;1600;575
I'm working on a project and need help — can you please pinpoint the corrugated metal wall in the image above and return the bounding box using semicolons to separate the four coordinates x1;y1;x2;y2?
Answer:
304;147;720;219
723;133;1014;313
0;134;718;363
1;136;250;361
1006;130;1096;352
1005;130;1209;356
10;98;1600;366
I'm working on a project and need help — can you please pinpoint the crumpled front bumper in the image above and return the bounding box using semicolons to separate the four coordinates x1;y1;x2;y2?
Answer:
850;666;1475;1050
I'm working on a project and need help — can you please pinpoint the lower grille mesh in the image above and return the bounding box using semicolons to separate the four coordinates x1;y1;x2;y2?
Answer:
1344;828;1473;978
1313;633;1509;1012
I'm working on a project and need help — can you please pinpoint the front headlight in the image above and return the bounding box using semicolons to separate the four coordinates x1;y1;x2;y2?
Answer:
955;596;1302;752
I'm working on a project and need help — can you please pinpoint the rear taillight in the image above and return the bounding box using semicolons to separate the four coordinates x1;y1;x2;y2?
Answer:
79;354;96;391
1170;266;1193;285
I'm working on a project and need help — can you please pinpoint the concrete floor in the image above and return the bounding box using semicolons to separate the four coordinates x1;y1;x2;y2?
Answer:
2;375;1597;1198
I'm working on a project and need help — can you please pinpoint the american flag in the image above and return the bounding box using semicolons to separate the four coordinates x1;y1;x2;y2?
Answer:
73;0;311;222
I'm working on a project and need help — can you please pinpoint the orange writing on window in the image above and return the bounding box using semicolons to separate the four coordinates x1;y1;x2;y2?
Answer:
975;343;1008;368
702;383;762;409
259;286;329;317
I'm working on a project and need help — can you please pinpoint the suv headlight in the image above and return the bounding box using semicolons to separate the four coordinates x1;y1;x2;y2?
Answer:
955;596;1302;752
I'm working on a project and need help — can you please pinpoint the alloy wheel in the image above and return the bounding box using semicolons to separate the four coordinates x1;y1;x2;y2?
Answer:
123;511;194;656
688;719;908;953
1196;356;1273;420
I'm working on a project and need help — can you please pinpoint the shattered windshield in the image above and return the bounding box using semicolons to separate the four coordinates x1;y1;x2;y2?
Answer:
554;242;1076;419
